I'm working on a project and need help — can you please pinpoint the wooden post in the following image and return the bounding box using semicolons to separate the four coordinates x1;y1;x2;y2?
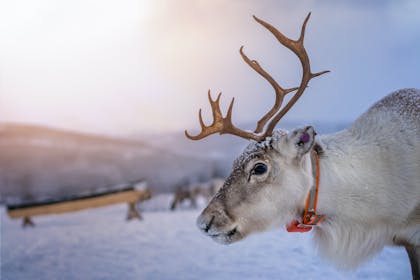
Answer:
126;202;143;221
22;216;35;228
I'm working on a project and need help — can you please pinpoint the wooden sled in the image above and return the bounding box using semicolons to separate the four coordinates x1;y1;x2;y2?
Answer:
6;182;151;227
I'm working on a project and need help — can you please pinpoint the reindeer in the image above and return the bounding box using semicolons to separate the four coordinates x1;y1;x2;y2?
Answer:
170;178;224;211
186;13;420;278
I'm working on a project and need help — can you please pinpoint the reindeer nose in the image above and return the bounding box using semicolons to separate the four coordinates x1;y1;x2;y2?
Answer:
196;214;215;233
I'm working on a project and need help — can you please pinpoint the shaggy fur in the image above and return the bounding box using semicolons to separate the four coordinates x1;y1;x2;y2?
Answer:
313;88;419;267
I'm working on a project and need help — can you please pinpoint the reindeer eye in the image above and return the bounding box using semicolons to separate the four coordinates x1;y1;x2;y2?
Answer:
252;163;267;175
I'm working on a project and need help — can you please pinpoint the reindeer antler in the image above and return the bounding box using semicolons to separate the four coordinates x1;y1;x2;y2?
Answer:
184;90;262;141
185;13;329;142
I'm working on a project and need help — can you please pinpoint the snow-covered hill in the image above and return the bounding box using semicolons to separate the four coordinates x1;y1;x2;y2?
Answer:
0;123;217;203
1;205;411;280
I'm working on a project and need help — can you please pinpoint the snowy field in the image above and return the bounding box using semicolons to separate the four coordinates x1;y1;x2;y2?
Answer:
1;203;411;280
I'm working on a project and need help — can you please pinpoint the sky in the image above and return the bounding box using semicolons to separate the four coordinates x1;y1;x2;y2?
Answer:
0;0;419;136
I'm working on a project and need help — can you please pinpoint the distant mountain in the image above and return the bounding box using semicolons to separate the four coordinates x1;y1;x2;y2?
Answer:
0;123;217;204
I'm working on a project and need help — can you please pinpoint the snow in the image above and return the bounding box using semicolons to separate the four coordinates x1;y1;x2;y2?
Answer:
1;203;411;280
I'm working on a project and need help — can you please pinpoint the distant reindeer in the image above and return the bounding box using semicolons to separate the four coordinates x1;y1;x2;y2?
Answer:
186;13;420;278
170;185;199;211
170;179;224;211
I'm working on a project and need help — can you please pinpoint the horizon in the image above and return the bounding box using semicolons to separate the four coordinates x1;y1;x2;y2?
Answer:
0;118;351;138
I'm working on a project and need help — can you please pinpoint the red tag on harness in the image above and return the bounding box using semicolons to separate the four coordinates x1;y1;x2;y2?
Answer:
286;215;325;233
286;220;312;232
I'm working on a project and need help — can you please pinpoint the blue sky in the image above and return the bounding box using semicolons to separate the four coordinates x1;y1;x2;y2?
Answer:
0;0;419;135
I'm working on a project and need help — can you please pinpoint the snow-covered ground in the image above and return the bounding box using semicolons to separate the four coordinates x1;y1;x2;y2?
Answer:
1;203;411;280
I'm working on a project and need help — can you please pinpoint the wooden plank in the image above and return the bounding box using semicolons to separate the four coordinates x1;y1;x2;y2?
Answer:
7;190;150;219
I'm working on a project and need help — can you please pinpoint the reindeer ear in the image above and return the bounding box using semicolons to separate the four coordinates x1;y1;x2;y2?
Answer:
288;126;316;158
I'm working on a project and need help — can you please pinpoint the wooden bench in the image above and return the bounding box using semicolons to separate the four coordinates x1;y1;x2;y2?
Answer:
6;182;151;227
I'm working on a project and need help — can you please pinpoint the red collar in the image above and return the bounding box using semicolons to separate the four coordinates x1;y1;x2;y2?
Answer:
286;150;326;233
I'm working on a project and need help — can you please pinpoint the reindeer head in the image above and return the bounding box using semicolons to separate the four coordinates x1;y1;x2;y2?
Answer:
185;13;328;244
197;127;318;243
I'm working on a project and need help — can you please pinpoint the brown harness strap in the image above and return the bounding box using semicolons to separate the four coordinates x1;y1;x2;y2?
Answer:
286;150;326;232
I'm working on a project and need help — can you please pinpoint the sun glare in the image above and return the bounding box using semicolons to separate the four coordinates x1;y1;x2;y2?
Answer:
137;0;156;21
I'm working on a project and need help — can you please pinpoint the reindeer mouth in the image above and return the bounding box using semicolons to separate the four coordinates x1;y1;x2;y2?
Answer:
197;211;243;244
227;227;238;237
207;226;241;244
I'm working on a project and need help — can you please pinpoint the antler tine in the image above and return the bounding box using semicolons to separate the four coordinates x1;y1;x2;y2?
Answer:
208;91;223;124
185;90;222;140
297;12;311;43
185;91;263;141
239;46;298;133
252;13;329;137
